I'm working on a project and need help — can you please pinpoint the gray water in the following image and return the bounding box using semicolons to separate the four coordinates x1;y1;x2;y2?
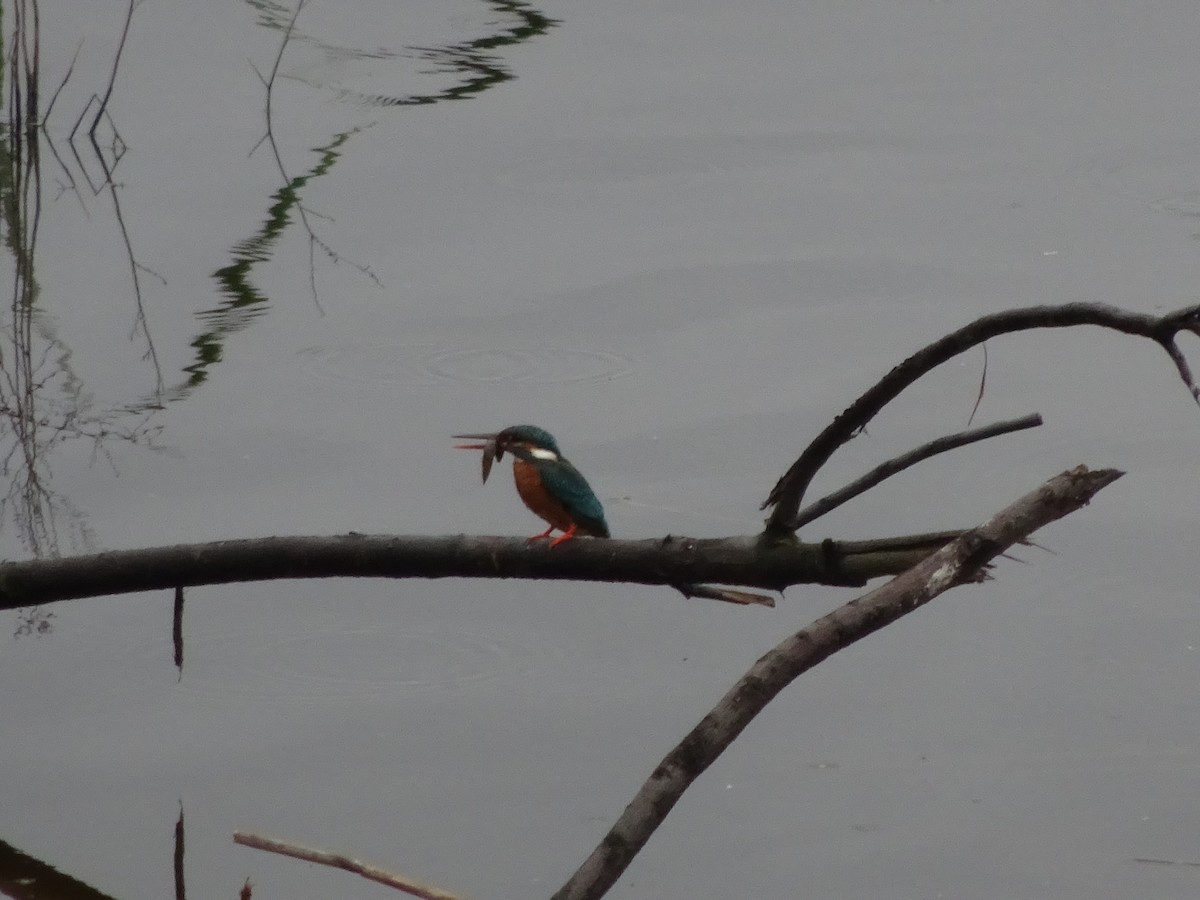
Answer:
2;2;1200;898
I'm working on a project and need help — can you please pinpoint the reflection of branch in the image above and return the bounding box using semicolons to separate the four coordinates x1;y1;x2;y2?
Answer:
551;466;1122;900
763;303;1200;533
71;0;165;399
173;0;557;399
0;0;165;557
159;125;360;401
271;0;560;108
55;0;165;402
42;40;84;123
248;0;306;158
91;132;166;400
249;0;374;309
90;0;138;134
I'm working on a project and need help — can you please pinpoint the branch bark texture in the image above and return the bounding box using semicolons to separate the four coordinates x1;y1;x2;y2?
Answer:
551;465;1122;900
0;532;958;611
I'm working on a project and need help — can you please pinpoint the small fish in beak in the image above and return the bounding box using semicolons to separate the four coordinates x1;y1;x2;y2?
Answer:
452;432;502;483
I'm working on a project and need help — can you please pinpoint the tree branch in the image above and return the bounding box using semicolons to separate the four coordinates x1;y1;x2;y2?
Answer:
791;412;1043;529
551;465;1122;900
0;532;957;610
761;302;1200;533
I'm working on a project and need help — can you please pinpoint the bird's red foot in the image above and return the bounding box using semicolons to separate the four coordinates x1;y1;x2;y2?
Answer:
548;524;579;547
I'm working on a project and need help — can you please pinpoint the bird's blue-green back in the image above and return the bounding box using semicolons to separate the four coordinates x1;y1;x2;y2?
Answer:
532;456;609;537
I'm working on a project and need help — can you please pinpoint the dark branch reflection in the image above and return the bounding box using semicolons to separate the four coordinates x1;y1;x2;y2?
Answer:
0;1;561;555
1;0;163;565
246;0;558;106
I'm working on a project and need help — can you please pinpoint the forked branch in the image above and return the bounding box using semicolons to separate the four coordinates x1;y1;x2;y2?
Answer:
762;302;1200;533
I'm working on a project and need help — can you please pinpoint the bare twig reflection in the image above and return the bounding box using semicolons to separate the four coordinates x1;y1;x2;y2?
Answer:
0;0;165;567
195;0;559;377
62;0;165;399
173;0;558;394
248;0;560;107
248;0;372;311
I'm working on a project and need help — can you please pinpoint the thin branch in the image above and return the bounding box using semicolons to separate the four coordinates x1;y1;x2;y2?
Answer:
672;582;775;607
233;831;459;900
967;341;988;427
791;413;1043;529
762;302;1200;533
551;465;1123;900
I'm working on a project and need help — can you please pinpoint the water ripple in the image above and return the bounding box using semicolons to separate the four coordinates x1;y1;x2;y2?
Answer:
297;342;636;387
163;620;562;704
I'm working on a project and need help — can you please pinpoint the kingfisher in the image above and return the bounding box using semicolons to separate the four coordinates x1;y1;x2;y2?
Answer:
453;424;610;547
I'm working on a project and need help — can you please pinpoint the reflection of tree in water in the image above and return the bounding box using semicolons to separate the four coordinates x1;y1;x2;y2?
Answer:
0;0;560;560
247;0;559;106
0;0;163;565
170;0;559;393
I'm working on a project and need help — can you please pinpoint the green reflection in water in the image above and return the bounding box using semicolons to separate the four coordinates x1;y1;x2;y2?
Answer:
339;1;561;107
172;0;559;395
173;128;355;398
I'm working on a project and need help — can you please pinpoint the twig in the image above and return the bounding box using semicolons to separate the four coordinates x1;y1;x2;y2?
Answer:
233;831;459;900
967;342;988;426
672;582;775;607
551;465;1122;900
790;413;1043;529
762;302;1200;533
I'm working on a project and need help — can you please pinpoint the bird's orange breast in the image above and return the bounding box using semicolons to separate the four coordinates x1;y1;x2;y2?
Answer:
513;459;575;531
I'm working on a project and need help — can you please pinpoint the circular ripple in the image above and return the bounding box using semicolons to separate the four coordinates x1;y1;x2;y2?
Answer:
152;621;561;705
1070;146;1200;219
297;343;635;388
1149;190;1200;218
421;347;634;384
